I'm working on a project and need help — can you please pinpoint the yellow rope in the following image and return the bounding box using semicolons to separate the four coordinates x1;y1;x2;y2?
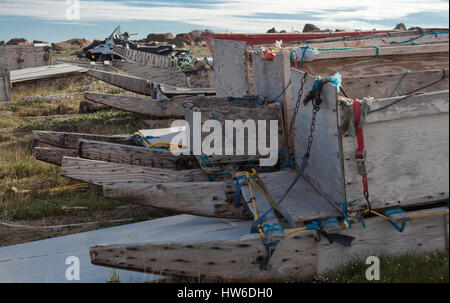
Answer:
11;183;89;194
246;172;266;239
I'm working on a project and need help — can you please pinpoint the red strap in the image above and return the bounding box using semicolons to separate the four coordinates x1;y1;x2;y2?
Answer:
353;99;368;192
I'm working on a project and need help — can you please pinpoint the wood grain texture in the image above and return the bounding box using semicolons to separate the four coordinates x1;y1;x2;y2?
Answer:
33;147;78;166
103;182;252;219
301;52;449;78
84;92;186;118
341;111;449;210
342;69;449;99
111;60;212;89
89;205;448;281
78;139;199;170
212;39;249;97
259;171;340;223
90;228;318;282
32;130;135;149
60;156;209;185
291;69;345;206
87;69;215;97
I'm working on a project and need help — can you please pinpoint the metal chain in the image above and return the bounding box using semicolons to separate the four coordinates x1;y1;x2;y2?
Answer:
304;103;320;159
285;72;307;144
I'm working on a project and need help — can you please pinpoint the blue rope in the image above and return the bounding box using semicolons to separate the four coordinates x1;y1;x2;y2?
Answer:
382;208;406;232
373;45;380;57
319;217;339;228
390;31;449;45
338;200;356;229
271;80;291;103
390;69;410;97
304;220;319;230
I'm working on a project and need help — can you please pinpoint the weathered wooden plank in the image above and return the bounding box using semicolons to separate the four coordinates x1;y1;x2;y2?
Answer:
212;39;249;97
185;103;283;166
60;157;209;185
89;205;448;281
341;109;449;209
259;171;341;224
301;52;449;78
84;92;186;118
364;90;449;123
291;69;345;206
32;130;135;149
342;69;449;99
312;43;449;60
111;60;212;89
90;228;318;282
87;70;215;97
33;147;78;166
78;139;199;170
103;182;251;219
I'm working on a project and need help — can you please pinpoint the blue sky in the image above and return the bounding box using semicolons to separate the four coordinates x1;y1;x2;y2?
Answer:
0;0;448;43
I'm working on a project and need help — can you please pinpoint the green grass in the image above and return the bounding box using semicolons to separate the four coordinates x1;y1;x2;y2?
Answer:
310;251;449;283
0;82;151;223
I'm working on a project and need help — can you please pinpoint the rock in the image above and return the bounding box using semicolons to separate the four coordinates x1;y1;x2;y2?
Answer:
6;38;30;45
408;26;423;31
33;40;48;44
51;43;64;52
266;27;276;33
394;23;407;31
170;33;193;47
335;29;345;32
145;33;174;43
303;24;320;33
279;30;287;33
63;38;91;48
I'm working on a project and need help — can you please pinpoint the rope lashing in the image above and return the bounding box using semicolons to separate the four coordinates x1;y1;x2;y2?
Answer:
373;45;380;57
390;31;449;45
271;80;291;103
250;156;309;234
382;208;406;232
390;69;410;97
339;200;356;229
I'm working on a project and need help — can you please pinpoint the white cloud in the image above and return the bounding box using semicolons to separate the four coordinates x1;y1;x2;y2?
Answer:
0;0;448;32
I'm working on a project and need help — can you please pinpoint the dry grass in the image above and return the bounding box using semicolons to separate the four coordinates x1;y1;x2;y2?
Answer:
0;79;159;246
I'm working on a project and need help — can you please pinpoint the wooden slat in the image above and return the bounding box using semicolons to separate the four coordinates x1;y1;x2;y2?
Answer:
84;92;186;118
33;147;78;166
87;70;215;97
89;228;318;282
89;205;448;281
60;157;208;186
291;69;345;206
259;171;341;223
340;90;449;209
78;139;199;170
32;130;135;149
103;182;251;219
301;52;449;78
342;69;449;99
212;39;249;97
